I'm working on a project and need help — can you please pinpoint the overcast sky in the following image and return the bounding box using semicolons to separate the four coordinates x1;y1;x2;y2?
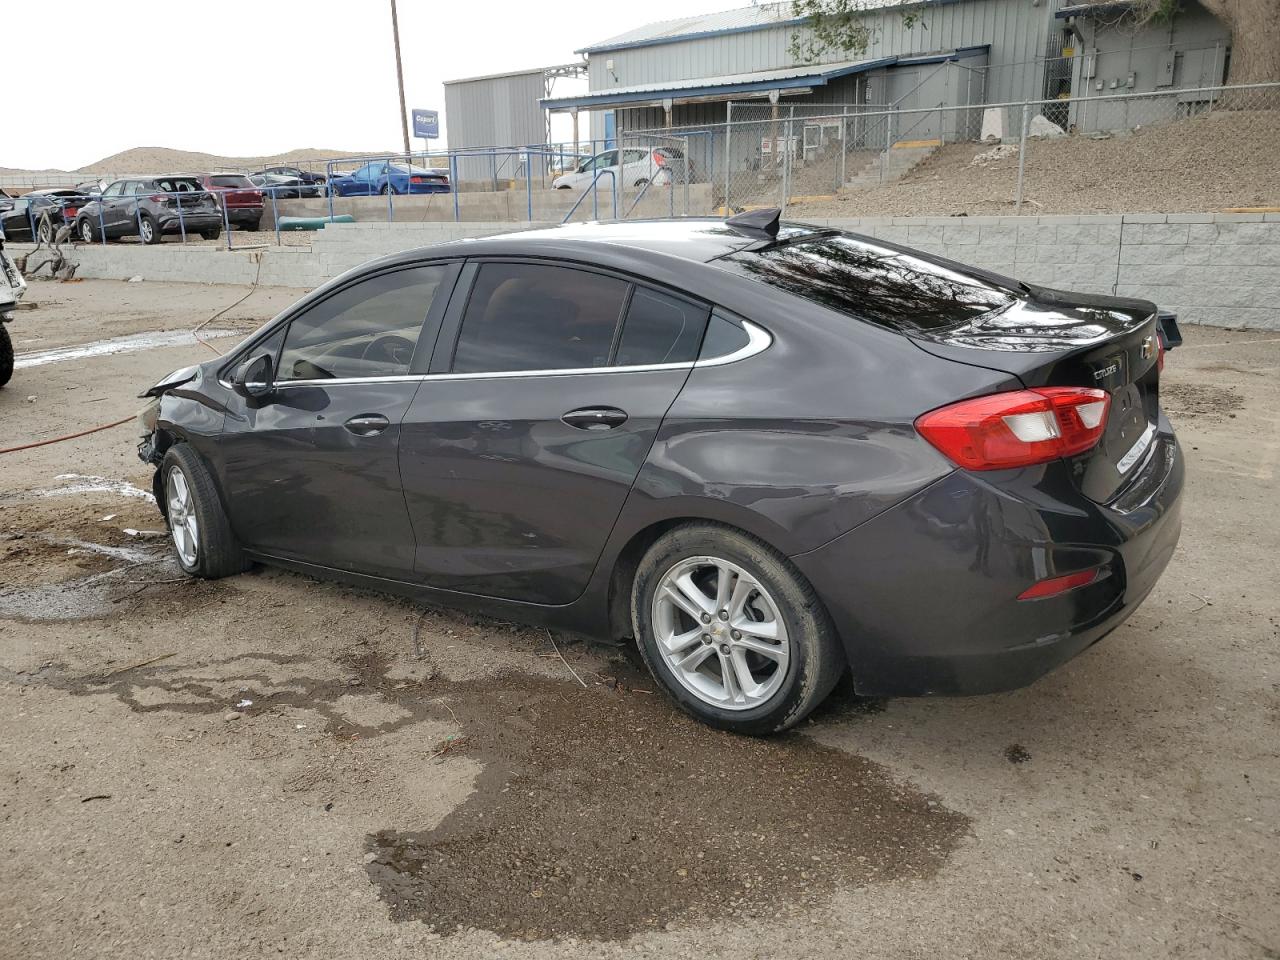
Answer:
5;0;739;171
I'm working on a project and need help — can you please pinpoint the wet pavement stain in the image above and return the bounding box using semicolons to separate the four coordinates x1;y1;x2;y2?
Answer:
8;640;970;944
363;670;971;942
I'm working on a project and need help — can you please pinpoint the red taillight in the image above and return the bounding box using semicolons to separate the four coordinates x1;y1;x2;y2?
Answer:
1017;568;1100;600
149;194;168;203
654;151;667;166
916;387;1111;470
1156;332;1166;372
410;176;425;184
64;207;78;217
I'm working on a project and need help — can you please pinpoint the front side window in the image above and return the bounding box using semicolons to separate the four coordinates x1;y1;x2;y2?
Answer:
451;263;628;374
276;265;447;381
614;288;709;367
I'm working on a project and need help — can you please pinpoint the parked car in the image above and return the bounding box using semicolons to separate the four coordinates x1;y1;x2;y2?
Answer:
0;188;94;242
75;176;222;244
327;162;450;196
255;165;326;187
135;211;1183;735
201;174;264;230
0;226;27;387
552;146;686;190
248;173;320;200
0;188;13;213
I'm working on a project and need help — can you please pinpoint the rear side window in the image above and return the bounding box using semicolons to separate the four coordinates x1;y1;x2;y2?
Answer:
699;311;752;360
722;233;1016;333
452;263;628;373
277;265;447;380
615;288;708;366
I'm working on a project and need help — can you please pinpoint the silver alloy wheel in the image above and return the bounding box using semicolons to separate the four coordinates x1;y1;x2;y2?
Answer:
165;467;199;568
651;555;790;711
80;220;93;242
139;218;153;242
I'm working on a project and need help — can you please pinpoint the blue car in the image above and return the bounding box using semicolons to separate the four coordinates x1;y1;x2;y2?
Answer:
327;162;450;196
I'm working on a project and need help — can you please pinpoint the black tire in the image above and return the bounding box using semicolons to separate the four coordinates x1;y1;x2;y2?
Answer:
631;522;845;736
245;219;260;232
139;213;161;245
379;184;392;195
78;218;97;243
159;445;250;579
633;177;649;188
200;228;221;241
0;323;13;388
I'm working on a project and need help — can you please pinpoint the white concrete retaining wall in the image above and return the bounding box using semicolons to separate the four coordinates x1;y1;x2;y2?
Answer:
12;212;1279;329
816;212;1280;330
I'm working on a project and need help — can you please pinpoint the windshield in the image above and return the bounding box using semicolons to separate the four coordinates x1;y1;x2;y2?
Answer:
720;233;1018;333
209;175;251;188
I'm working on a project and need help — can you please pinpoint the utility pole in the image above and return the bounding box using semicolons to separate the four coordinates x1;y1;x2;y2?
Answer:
389;0;410;157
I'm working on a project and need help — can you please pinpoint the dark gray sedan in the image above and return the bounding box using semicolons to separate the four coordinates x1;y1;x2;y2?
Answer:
136;212;1183;734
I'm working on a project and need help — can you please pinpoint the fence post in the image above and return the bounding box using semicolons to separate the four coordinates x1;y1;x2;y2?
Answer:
1015;102;1030;213
97;200;106;246
450;155;460;222
221;196;232;251
839;106;849;190
272;189;281;246
526;152;533;222
723;102;733;215
177;194;186;244
326;161;335;221
386;159;394;222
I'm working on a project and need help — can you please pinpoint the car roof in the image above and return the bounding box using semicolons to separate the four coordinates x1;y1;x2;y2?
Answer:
424;219;766;264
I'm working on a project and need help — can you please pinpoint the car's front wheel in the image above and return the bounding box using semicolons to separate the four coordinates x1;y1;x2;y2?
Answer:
631;523;844;735
160;445;249;579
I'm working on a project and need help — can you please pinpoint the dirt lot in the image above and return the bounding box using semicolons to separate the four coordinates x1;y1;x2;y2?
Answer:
791;110;1280;217
1;279;1277;960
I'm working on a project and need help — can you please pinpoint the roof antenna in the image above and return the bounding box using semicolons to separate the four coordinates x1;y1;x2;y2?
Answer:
725;207;780;240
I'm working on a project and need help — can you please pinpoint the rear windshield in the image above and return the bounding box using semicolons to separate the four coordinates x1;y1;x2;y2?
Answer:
209;175;251;187
720;233;1017;333
154;178;204;193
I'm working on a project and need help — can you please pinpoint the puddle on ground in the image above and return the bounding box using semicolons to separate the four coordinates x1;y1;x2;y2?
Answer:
13;328;239;368
2;492;970;944
7;634;969;943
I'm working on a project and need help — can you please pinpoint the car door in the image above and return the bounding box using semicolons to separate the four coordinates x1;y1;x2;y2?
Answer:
217;261;460;578
99;181;132;235
398;259;711;604
2;200;32;241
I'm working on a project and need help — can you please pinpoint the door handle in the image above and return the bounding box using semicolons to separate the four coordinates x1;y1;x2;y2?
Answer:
562;407;628;431
343;413;391;437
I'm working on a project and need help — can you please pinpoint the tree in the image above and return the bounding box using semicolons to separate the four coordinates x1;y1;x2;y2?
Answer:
788;0;923;64
1121;0;1279;85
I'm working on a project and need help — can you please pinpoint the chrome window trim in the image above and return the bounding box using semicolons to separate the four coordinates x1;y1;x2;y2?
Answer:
219;319;771;389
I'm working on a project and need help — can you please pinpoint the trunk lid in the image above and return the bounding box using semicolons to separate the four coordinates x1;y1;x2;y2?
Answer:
910;285;1162;503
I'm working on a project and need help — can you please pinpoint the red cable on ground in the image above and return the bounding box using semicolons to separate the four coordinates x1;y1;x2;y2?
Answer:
0;414;136;455
2;258;266;456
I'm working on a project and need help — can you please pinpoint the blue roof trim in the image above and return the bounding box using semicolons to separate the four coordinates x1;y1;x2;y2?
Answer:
540;57;898;111
576;0;970;55
896;43;989;65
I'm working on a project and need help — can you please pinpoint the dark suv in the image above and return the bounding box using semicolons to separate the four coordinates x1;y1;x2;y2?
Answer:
76;176;222;244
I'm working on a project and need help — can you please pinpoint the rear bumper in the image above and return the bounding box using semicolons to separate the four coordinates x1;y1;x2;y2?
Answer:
223;207;263;226
792;419;1184;697
159;213;222;232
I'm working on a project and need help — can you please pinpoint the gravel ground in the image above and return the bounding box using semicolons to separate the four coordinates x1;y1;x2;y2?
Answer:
1;279;1278;959
790;111;1280;218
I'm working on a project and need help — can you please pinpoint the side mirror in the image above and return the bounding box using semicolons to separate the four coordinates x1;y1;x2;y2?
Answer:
232;352;274;398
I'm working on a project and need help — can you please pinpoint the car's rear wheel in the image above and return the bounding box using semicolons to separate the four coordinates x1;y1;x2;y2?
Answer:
78;218;97;243
139;214;160;245
0;324;14;388
633;177;649;188
36;215;54;243
631;523;844;735
160;445;249;579
200;228;221;241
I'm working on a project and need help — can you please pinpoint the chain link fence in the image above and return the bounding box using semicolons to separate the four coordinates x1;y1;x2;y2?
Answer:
626;82;1280;217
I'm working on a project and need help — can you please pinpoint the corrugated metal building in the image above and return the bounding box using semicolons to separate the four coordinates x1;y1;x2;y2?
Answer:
443;67;551;185
539;0;1232;174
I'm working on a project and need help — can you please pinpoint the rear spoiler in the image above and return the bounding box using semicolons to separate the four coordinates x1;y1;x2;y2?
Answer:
1156;311;1182;350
